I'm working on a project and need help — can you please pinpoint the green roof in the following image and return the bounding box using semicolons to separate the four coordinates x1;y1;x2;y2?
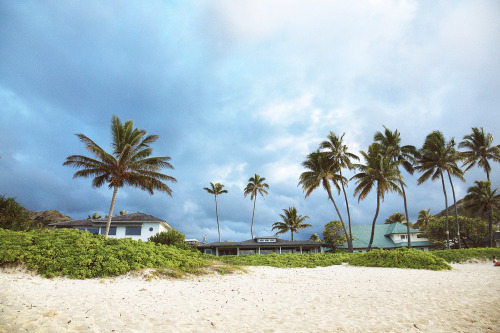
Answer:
338;223;436;250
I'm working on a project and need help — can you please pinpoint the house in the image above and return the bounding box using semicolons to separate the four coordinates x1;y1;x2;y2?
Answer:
197;236;328;256
185;239;200;246
49;212;172;241
494;231;500;247
337;223;436;252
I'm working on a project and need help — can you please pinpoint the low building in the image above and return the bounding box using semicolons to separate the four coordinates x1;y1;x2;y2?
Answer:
494;231;500;248
49;212;172;241
337;223;436;252
198;236;327;256
185;239;200;246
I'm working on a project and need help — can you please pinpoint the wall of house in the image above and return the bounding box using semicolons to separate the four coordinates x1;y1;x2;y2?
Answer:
105;222;165;241
391;233;429;244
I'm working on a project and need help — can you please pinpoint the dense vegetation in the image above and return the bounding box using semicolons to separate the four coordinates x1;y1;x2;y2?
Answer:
1;229;499;279
0;228;213;279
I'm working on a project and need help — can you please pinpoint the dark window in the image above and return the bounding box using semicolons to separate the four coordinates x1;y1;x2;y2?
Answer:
100;227;116;235
149;227;153;232
125;226;142;236
86;228;99;235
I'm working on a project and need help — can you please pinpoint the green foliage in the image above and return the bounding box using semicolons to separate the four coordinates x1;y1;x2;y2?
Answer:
322;220;346;249
309;233;322;242
219;252;352;268
0;196;34;231
0;228;212;279
432;247;500;263
148;228;185;246
425;215;489;248
348;248;452;271
385;212;406;224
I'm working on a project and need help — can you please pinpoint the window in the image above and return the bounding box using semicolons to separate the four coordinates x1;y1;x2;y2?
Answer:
260;249;275;255
204;249;213;255
239;249;256;255
100;227;116;235
149;227;153;232
86;228;99;235
400;234;407;239
257;238;277;243
125;226;142;236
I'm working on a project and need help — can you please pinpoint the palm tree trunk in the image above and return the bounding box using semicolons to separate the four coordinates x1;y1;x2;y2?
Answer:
489;207;493;247
251;197;256;239
326;188;349;244
446;171;461;249
215;195;221;242
105;186;119;239
486;169;490;182
440;172;450;250
401;181;411;248
339;169;354;253
367;194;381;252
291;231;294;241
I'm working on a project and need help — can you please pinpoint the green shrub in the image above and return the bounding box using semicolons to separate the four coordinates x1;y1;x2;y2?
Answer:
347;248;452;271
0;228;212;279
432;248;500;263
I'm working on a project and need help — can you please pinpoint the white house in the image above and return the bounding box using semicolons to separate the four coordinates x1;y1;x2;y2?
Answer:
49;212;172;241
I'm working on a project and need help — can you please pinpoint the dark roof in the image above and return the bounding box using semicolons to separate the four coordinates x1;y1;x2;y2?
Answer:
49;212;167;227
198;238;326;248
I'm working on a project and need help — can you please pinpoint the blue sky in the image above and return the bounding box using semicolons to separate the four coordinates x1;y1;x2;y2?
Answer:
1;0;499;242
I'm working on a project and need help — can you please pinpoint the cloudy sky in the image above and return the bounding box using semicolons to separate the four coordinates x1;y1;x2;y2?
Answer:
1;1;499;242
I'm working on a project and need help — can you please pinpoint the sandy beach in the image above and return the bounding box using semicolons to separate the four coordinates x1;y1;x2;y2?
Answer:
1;263;499;333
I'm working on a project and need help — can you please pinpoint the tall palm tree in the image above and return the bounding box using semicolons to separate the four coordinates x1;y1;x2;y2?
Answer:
464;180;500;247
416;131;462;249
414;209;433;231
444;139;465;248
204;182;228;242
352;143;403;251
374;126;417;247
243;174;269;239
459;127;500;182
320;132;358;253
271;206;311;241
298;150;350;244
64;115;176;238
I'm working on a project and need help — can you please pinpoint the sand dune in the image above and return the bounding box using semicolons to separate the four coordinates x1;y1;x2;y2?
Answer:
1;263;499;332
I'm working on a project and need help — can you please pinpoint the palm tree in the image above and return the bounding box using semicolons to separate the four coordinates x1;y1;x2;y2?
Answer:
414;209;433;231
204;182;228;242
444;139;465;248
352;143;403;251
298;150;350;243
459;127;500;182
64;115;176;238
243;174;269;239
271;206;311;241
320;132;358;252
374;126;417;247
416;131;462;249
385;212;406;224
464;180;500;247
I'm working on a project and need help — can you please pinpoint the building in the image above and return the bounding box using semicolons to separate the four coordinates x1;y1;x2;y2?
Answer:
49;212;172;241
337;223;436;252
494;231;500;247
198;236;327;256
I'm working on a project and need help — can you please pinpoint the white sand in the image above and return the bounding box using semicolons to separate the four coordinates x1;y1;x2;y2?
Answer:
1;263;499;333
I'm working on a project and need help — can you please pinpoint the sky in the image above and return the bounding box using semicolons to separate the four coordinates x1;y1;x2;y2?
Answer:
1;0;499;242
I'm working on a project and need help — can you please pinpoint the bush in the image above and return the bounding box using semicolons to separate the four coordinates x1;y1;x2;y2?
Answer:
0;228;212;279
432;248;500;263
0;196;34;231
347;248;451;271
148;228;185;245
